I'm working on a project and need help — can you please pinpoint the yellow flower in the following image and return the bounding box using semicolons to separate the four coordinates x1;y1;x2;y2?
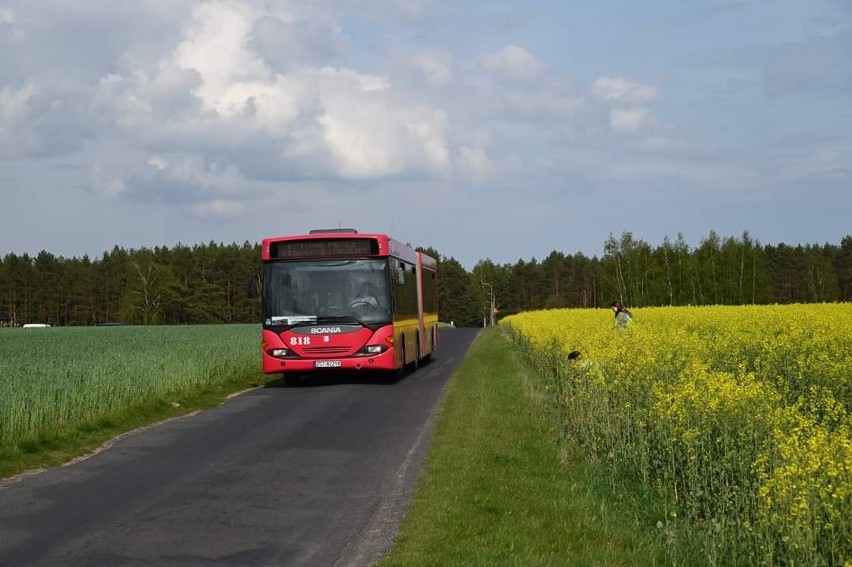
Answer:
502;303;852;564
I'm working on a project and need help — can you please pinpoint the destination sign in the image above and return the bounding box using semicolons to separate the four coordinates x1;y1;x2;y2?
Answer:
270;238;378;259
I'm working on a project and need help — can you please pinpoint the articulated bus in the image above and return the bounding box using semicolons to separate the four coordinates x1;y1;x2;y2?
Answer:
260;229;438;382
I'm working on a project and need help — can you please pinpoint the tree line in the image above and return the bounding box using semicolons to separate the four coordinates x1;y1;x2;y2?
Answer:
0;231;850;327
431;230;852;326
0;242;259;326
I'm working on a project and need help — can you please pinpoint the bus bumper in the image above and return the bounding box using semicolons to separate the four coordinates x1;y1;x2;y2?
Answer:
262;348;397;374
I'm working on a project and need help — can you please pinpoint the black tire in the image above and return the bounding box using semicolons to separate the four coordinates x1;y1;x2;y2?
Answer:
423;327;436;364
411;334;420;372
394;341;406;380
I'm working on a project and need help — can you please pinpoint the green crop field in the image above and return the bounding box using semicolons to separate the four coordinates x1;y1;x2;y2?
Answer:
0;325;260;450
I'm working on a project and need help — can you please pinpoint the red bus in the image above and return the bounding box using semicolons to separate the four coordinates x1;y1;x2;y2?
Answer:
260;229;438;382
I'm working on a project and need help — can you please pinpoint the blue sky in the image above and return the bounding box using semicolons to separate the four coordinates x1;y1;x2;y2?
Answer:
1;0;849;269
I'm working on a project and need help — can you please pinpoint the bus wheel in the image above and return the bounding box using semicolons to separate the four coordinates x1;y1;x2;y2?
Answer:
422;328;435;364
394;343;407;379
411;335;420;372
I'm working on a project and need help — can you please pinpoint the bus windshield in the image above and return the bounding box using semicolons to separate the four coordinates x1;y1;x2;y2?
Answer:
262;258;391;326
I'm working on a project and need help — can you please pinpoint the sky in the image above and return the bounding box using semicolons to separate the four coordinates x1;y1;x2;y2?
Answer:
1;0;850;269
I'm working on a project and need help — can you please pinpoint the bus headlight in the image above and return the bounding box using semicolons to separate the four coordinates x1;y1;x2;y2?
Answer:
358;345;387;356
268;348;290;358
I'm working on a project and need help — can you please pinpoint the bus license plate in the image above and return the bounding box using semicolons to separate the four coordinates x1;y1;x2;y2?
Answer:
314;360;342;368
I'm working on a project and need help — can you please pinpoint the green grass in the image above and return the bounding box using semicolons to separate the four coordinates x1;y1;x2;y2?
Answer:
379;327;669;567
0;365;270;480
0;324;272;480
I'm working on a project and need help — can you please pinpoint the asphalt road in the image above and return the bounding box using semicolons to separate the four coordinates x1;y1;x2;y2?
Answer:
0;327;480;567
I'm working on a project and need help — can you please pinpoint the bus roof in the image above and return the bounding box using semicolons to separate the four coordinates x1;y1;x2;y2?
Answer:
419;251;438;271
262;231;433;265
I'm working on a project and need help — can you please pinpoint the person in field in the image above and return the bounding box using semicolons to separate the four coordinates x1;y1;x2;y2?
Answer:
350;283;378;308
611;300;633;328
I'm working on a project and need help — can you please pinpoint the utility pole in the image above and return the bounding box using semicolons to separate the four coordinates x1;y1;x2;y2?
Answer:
481;280;495;327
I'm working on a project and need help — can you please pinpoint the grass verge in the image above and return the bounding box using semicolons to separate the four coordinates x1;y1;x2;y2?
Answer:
378;327;668;567
0;369;272;481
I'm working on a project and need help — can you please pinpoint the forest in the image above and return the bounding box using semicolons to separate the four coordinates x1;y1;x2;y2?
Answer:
0;231;850;328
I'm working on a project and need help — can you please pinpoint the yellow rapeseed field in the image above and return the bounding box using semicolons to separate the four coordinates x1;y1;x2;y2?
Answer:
502;304;852;566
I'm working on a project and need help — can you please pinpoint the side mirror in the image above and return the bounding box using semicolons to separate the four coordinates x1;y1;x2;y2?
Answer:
246;276;258;299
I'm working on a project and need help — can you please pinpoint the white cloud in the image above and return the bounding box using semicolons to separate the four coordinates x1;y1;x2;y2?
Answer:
172;2;272;113
140;154;245;195
84;1;467;188
0;6;26;42
139;65;203;109
480;44;545;82
250;12;348;68
0;84;38;155
456;146;492;180
317;70;451;178
0;7;16;25
592;76;660;104
89;163;128;199
148;155;168;170
609;107;654;133
409;50;453;87
0;83;35;122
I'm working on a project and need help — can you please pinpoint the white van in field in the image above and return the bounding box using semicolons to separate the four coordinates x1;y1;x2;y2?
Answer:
22;323;51;328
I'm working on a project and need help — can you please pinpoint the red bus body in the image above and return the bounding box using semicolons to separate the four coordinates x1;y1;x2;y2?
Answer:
260;230;438;378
